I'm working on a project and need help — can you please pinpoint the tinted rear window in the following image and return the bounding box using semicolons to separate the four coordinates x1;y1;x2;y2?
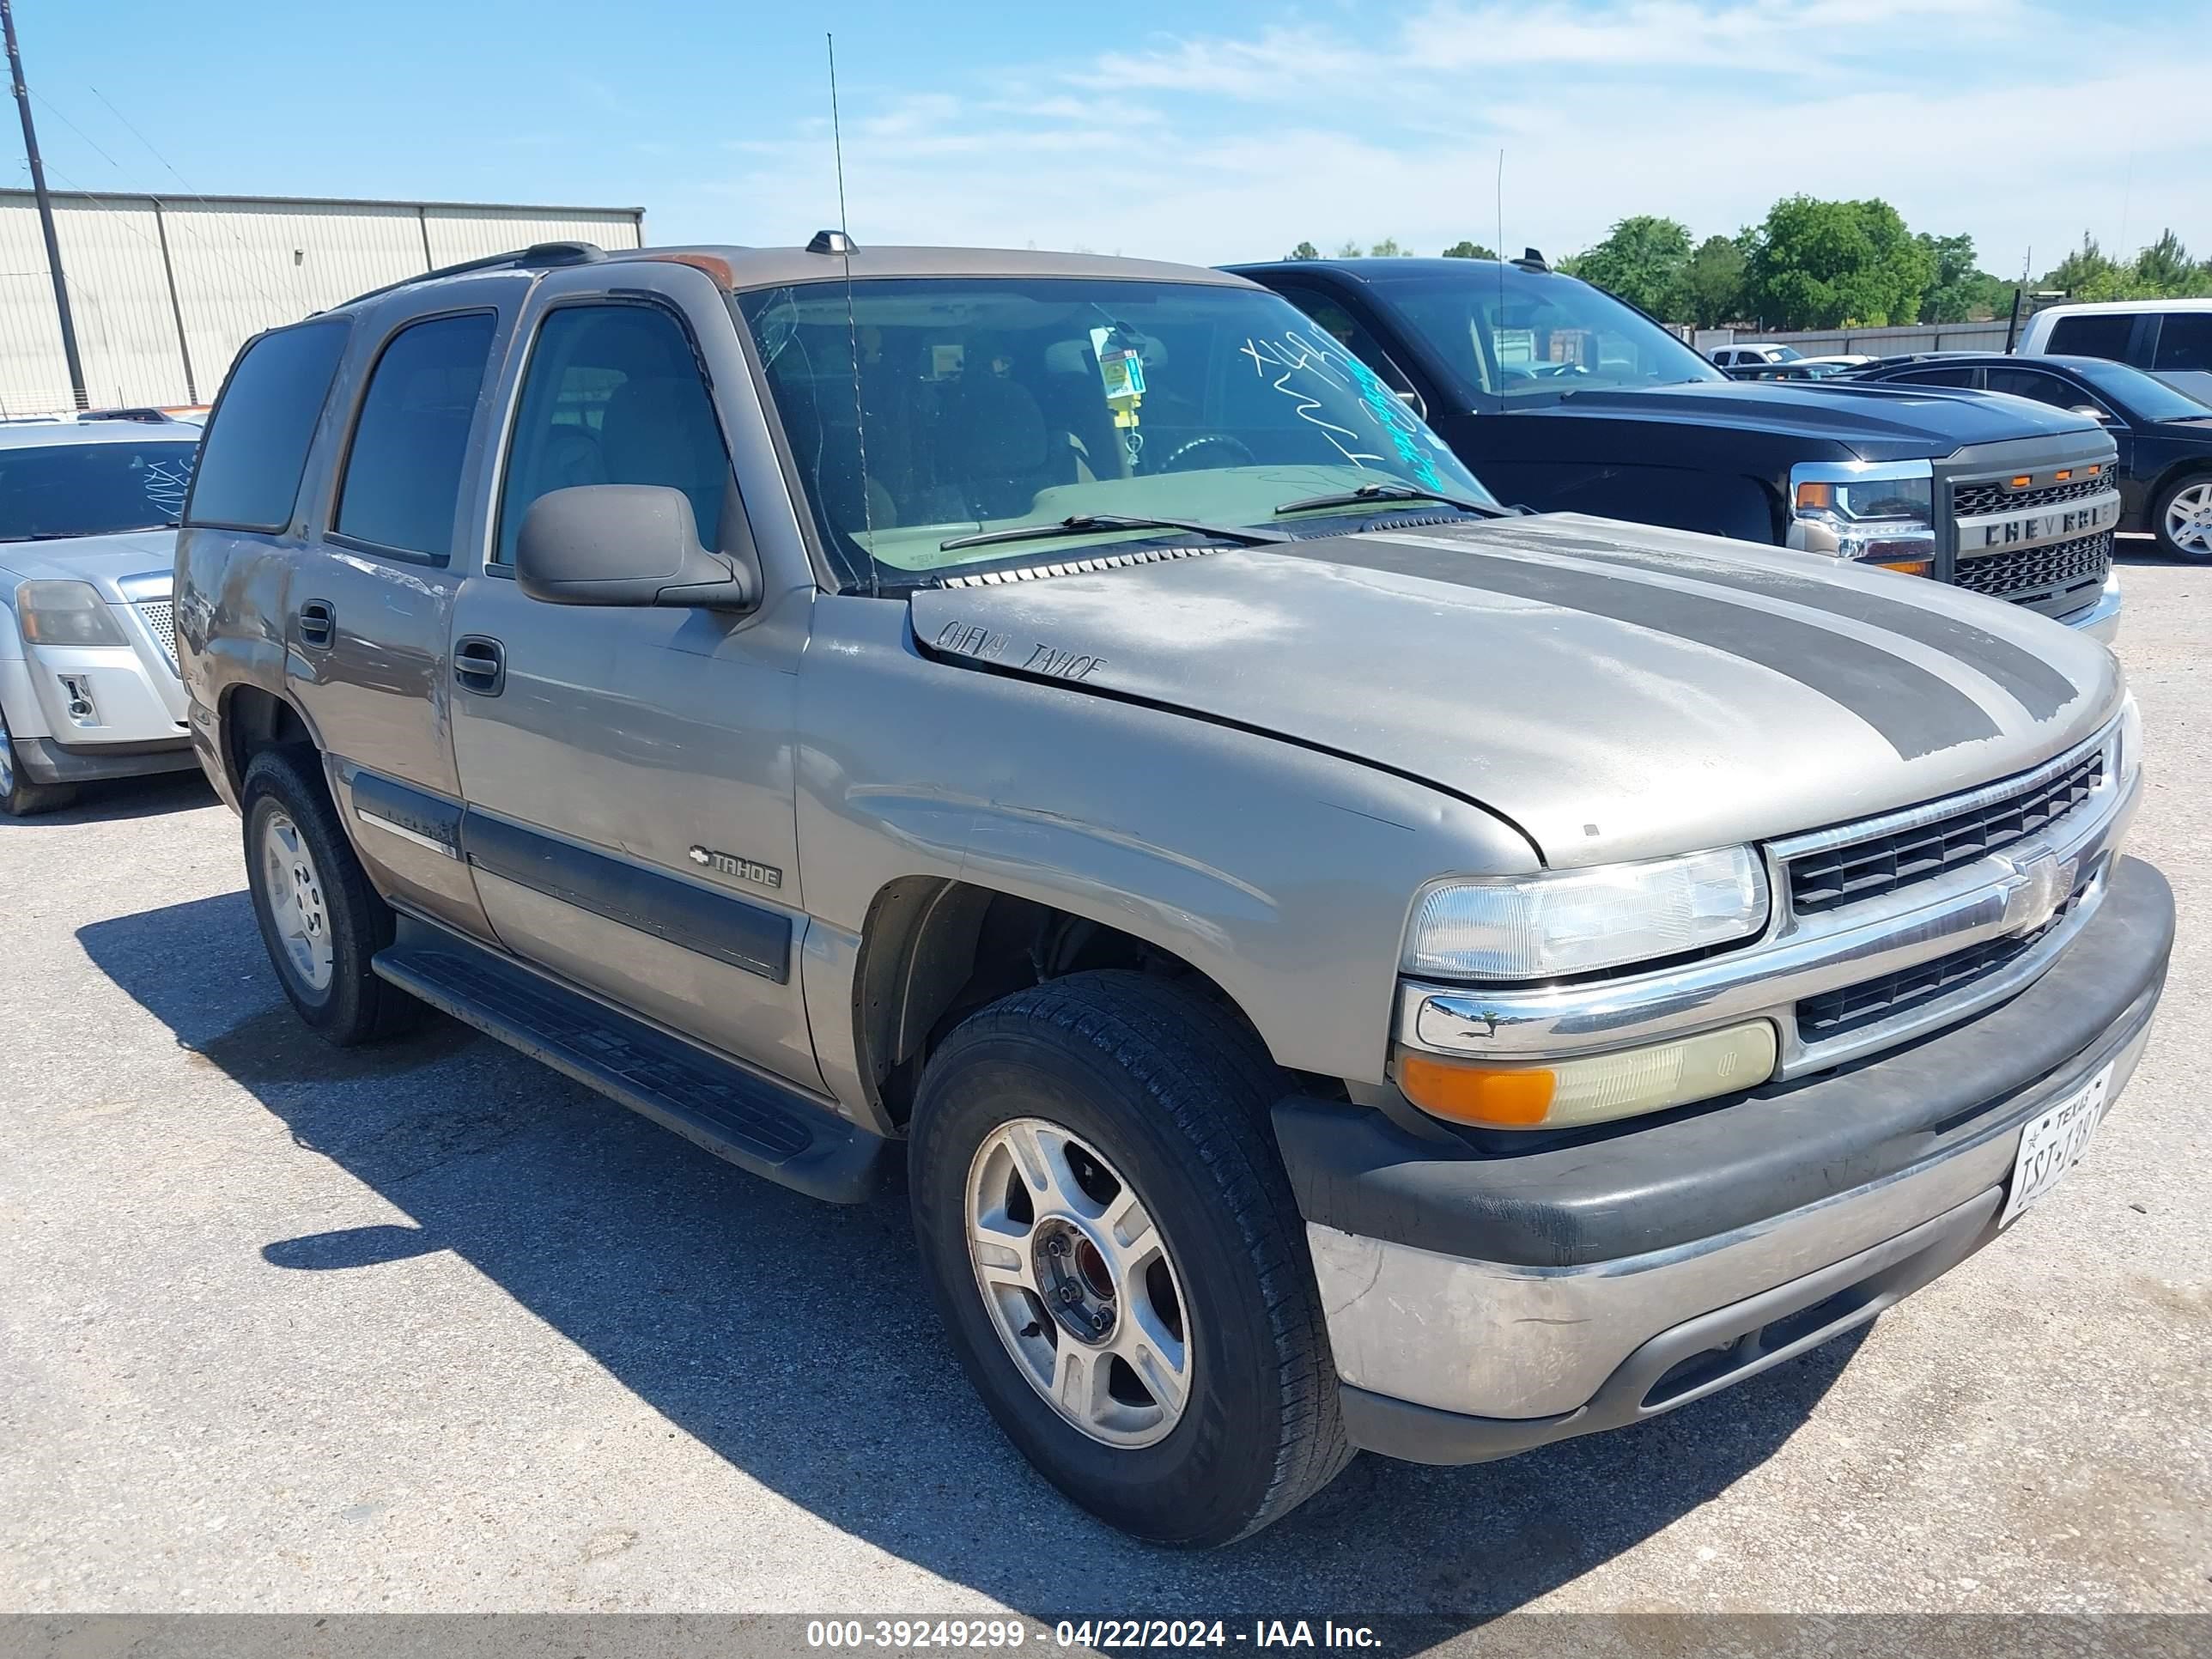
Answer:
2045;313;2135;362
2152;313;2212;374
185;321;349;532
334;312;496;559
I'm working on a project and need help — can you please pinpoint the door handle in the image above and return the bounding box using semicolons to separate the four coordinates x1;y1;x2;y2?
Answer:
298;599;336;649
453;635;507;696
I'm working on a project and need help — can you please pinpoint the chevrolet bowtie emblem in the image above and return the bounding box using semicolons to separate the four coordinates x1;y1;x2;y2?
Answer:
1998;848;2077;937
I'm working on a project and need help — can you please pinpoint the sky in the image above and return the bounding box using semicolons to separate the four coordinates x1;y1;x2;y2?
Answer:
10;0;2209;276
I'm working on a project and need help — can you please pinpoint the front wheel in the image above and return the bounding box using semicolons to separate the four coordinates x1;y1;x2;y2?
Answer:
0;702;76;817
909;970;1350;1547
2154;472;2212;561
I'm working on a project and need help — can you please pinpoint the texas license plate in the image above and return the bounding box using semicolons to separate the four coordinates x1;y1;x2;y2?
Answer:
1999;1062;2114;1228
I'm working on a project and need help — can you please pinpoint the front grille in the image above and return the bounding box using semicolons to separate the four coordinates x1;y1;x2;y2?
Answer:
1954;529;2112;605
133;599;179;673
1951;473;2110;518
1786;748;2104;916
1797;900;2073;1040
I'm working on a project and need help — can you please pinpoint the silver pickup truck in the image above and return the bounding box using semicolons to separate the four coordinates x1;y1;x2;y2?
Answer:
176;239;2172;1547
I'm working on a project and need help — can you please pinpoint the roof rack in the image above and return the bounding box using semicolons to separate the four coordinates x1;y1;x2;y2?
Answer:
331;240;608;311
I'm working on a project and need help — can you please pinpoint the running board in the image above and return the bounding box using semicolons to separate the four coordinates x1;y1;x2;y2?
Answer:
373;939;890;1203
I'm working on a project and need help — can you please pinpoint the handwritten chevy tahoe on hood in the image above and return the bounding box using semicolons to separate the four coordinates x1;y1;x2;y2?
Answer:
173;238;2171;1547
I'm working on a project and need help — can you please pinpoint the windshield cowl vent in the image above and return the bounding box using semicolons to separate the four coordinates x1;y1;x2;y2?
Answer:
938;544;1224;587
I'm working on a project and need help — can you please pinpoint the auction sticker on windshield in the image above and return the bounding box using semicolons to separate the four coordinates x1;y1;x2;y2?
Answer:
1999;1062;2114;1228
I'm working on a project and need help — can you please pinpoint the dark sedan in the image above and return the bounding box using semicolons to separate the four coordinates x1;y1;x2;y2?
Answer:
1849;354;2212;560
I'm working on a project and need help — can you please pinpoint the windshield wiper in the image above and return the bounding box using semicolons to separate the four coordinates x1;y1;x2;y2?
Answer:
939;514;1290;553
1273;483;1516;519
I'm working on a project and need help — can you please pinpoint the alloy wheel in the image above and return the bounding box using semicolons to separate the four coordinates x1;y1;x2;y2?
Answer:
964;1116;1194;1449
2166;481;2212;558
259;809;336;992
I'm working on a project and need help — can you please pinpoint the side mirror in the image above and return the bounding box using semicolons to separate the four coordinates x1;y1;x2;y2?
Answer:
1395;386;1429;422
515;484;757;609
2069;404;2112;422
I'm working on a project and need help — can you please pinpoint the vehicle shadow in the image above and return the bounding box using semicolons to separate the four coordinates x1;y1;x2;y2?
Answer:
2;768;216;825
79;890;1863;1620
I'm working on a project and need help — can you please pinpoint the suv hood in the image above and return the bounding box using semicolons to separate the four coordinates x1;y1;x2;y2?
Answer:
909;515;2119;867
1527;379;2104;459
0;529;178;598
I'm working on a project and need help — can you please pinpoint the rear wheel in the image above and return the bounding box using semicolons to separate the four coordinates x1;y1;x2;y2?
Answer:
2154;472;2212;560
0;702;75;817
909;970;1351;1547
240;748;419;1044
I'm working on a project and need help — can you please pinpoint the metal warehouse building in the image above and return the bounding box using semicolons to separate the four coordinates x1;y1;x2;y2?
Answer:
0;190;646;415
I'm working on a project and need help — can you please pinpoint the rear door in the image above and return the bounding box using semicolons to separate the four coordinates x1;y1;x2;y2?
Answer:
282;280;532;939
444;260;823;1091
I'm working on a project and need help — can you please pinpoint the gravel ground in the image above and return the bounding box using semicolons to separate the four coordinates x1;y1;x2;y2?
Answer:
2;551;2206;1624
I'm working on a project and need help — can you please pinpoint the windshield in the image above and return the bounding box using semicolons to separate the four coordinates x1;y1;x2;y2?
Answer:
735;277;1492;587
2068;356;2212;424
1362;264;1724;407
0;439;198;542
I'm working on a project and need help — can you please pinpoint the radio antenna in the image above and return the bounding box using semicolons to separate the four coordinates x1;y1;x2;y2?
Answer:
826;32;878;596
1495;149;1507;368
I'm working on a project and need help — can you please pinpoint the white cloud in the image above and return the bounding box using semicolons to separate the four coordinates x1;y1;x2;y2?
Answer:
671;0;2209;274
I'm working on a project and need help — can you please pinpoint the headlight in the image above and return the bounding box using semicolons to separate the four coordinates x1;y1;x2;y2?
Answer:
1402;846;1770;981
1788;461;1936;574
15;580;129;647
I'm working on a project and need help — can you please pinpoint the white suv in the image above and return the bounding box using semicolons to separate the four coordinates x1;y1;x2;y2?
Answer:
0;416;202;814
2017;299;2212;404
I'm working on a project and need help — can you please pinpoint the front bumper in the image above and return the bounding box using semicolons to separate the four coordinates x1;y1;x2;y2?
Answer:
1278;854;2172;1464
2056;571;2123;643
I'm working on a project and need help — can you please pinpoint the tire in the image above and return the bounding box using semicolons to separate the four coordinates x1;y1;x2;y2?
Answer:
240;747;419;1045
0;700;76;817
2152;471;2212;561
909;969;1351;1547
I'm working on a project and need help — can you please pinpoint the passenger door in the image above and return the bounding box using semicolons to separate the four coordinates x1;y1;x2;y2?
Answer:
445;264;823;1091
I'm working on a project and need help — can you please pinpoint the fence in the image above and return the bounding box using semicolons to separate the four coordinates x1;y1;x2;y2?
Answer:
1693;321;2013;357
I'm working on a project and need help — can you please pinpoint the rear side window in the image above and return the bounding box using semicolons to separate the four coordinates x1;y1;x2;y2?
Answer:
334;312;497;560
185;321;349;532
2152;313;2212;374
1984;367;2083;410
1893;366;1977;387
2045;313;2134;362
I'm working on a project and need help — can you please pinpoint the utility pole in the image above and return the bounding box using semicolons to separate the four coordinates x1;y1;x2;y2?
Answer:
1;0;87;410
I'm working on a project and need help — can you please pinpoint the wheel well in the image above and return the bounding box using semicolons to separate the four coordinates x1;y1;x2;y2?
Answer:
853;878;1265;1125
221;685;319;799
2148;459;2212;515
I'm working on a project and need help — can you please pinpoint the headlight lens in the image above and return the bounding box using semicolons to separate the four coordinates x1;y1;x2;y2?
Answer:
16;580;129;647
1789;464;1936;574
1402;847;1770;981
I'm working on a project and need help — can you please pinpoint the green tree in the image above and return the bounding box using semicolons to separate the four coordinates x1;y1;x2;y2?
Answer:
1370;237;1408;257
1285;240;1322;261
1743;196;1935;329
2043;233;2125;295
1334;240;1364;258
2134;228;2194;289
1571;215;1693;317
1917;232;2012;322
1675;234;1747;328
1440;240;1496;259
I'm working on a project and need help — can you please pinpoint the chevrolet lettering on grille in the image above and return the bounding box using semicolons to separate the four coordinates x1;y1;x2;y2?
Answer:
1958;489;2122;554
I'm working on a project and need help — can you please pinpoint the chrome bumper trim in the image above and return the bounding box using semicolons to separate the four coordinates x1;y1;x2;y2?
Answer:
1401;721;2136;1078
2055;572;2123;641
1314;1017;2154;1419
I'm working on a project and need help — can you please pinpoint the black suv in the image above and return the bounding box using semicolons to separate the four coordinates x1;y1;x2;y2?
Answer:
1232;256;2124;636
